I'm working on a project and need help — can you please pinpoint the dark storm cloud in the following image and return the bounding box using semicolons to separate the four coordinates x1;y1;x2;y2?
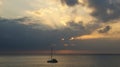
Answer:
0;17;65;51
61;0;79;6
60;0;120;22
98;26;111;33
0;17;120;53
83;0;120;22
60;21;87;39
0;17;88;51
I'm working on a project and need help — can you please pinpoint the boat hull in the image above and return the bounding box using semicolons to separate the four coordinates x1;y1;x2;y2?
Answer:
47;59;58;63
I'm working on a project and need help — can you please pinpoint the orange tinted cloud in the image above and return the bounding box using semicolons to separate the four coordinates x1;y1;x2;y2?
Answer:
75;33;106;40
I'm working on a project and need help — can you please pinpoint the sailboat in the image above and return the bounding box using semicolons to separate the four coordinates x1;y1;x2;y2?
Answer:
47;47;58;63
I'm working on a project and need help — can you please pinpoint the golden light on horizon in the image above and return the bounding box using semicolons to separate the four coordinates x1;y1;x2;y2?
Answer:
55;50;95;54
74;33;106;40
19;49;91;54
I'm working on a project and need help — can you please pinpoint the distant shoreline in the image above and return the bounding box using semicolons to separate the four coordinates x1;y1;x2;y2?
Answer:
0;53;120;56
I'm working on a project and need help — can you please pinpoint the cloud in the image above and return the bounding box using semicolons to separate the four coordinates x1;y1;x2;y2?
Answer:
0;17;56;51
1;0;120;24
74;22;120;40
61;0;120;40
0;17;109;51
61;0;79;6
74;33;106;40
98;25;111;33
67;21;85;30
1;0;120;53
26;8;70;29
60;21;87;39
58;20;103;39
0;17;90;51
80;0;120;22
1;0;97;30
0;17;120;53
26;0;71;29
26;0;97;30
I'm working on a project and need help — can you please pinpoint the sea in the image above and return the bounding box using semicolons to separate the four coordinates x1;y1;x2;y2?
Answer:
0;55;120;67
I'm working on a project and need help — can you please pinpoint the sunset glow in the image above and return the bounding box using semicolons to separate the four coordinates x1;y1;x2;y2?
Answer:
0;0;120;54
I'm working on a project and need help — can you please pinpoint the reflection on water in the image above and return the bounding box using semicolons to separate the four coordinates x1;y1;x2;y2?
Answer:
0;55;120;67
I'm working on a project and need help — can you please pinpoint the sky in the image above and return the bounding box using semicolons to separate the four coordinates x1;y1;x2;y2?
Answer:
0;0;120;54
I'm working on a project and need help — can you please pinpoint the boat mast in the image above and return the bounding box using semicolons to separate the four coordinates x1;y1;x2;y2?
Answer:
51;47;53;59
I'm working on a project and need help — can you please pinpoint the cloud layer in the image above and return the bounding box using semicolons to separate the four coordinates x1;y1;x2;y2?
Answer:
60;0;120;22
80;0;120;22
98;25;111;33
0;17;120;53
0;17;89;51
0;0;120;53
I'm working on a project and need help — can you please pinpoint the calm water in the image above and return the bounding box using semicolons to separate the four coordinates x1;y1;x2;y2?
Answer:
0;55;120;67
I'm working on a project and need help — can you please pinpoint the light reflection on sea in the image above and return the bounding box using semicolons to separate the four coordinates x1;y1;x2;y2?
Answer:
0;55;120;67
